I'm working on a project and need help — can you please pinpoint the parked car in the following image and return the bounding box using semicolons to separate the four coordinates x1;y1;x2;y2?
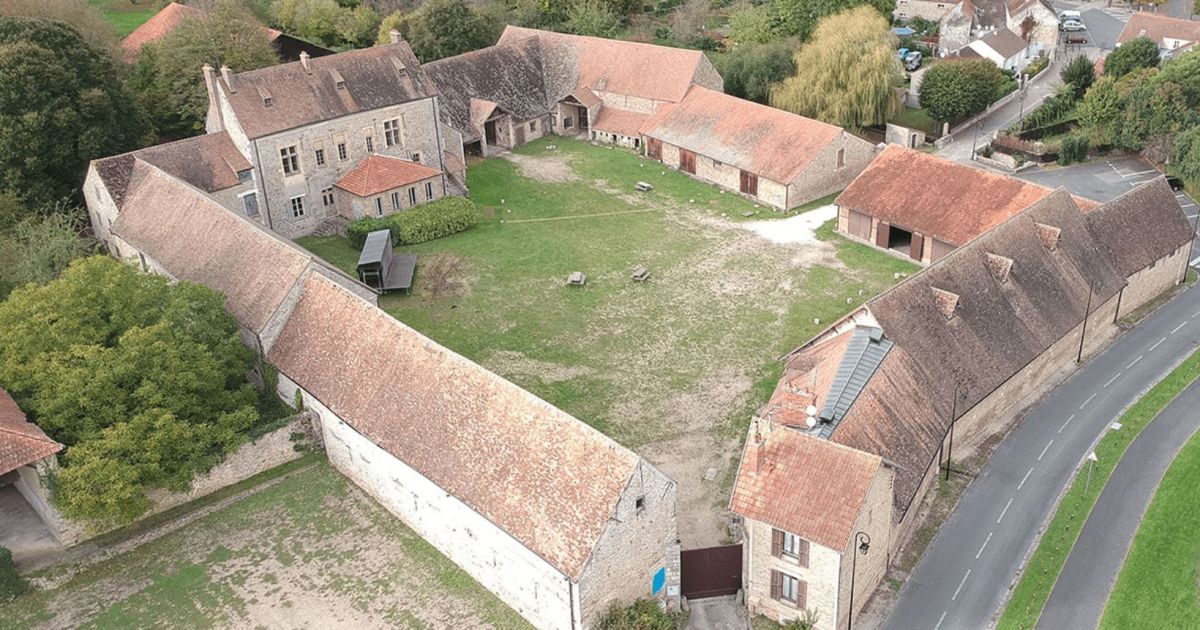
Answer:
1060;19;1086;32
1058;10;1082;22
904;51;923;71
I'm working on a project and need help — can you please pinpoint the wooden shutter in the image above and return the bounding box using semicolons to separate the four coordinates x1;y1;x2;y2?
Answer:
910;232;925;261
770;569;783;600
798;539;810;567
771;529;784;557
797;578;808;609
740;170;758;196
875;221;890;248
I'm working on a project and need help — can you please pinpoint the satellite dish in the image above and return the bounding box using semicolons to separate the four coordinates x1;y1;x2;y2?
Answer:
806;415;817;429
805;405;818;417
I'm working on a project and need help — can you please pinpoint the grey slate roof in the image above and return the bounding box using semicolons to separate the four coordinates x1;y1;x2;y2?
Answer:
423;37;550;142
1085;178;1195;277
357;229;391;268
816;327;893;438
93;132;250;209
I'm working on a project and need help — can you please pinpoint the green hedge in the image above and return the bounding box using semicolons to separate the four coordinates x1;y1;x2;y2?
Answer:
347;196;478;249
597;599;678;630
0;547;25;602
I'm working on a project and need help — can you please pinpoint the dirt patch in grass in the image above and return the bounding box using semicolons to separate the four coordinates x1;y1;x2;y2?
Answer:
503;152;580;183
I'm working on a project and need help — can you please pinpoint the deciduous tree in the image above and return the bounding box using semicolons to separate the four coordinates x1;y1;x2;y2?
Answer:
393;0;497;62
714;39;797;104
1104;36;1160;77
1173;126;1200;189
566;1;621;37
1078;74;1122;146
770;6;902;128
1061;54;1095;98
919;59;1006;124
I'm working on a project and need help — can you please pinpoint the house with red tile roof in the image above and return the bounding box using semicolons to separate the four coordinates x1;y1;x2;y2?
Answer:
120;2;332;63
734;181;1192;627
640;86;877;210
835;146;1097;263
1117;13;1200;59
333;154;444;220
0;388;72;557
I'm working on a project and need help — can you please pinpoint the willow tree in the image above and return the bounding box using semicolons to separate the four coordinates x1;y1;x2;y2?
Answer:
770;6;902;129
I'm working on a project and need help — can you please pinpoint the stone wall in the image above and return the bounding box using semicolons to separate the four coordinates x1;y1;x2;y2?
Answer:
1116;243;1191;318
834;466;894;630
279;373;579;630
744;518;842;629
578;460;680;624
334;173;444;221
894;0;956;22
786;135;877;209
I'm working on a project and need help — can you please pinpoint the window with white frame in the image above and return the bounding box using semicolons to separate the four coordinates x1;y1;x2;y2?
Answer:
280;145;299;175
407;187;417;205
384;118;402;147
321;187;335;207
315;148;325;166
424;181;433;200
781;573;801;604
289;195;305;217
391;191;401;210
374;197;384;216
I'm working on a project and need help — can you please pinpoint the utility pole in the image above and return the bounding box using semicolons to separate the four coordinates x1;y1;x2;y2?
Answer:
945;382;964;481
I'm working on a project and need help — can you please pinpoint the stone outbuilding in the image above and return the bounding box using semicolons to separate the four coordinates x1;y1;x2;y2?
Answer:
640;85;876;210
332;154;444;220
0;388;74;564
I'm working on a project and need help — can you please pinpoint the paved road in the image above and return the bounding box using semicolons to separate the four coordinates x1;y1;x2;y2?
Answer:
1036;380;1200;630
882;280;1200;630
1015;156;1164;201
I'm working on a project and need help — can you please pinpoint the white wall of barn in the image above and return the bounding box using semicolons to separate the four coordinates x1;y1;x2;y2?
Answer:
276;373;582;630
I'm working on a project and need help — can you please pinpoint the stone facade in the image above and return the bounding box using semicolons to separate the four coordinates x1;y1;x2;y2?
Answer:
334;173;445;221
1114;242;1191;318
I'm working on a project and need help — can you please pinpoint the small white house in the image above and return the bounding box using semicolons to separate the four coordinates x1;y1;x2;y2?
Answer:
967;28;1032;71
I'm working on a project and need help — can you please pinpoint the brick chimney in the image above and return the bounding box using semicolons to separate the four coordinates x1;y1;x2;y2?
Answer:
299;51;311;74
389;29;402;44
220;65;235;93
745;420;766;474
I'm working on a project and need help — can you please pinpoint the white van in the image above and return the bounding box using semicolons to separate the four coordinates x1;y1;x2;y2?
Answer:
1058;10;1082;22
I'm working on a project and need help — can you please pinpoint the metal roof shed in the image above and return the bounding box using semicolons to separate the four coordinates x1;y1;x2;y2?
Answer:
356;229;416;293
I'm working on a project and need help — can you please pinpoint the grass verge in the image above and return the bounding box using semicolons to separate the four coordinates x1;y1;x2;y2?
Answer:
1097;426;1200;629
997;347;1200;630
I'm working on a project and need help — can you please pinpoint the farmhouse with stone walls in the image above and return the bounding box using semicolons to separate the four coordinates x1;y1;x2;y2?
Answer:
732;183;1193;628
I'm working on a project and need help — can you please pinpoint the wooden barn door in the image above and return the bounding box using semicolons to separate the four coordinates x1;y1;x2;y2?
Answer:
679;149;696;174
910;233;925;261
739;170;758;196
646;137;662;160
680;544;743;600
875;221;890;248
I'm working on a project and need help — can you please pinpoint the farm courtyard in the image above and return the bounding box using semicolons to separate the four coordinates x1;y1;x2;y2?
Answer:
299;137;917;546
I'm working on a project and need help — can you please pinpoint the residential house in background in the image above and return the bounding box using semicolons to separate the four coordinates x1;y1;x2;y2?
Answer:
120;2;332;63
640;86;877;210
966;27;1032;71
1117;13;1200;59
202;42;451;238
939;0;1057;59
497;26;724;148
734;182;1193;628
835;146;1092;263
894;0;961;22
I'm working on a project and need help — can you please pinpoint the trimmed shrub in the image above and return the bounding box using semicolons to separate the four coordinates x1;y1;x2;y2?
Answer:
0;547;25;602
597;599;677;630
1058;134;1090;165
347;196;478;249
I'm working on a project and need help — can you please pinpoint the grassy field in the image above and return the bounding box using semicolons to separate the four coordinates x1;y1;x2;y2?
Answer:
299;137;915;545
0;460;530;630
88;0;156;38
1098;426;1200;630
998;348;1200;630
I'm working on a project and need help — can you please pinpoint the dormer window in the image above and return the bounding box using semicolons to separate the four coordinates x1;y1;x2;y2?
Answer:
257;86;273;108
986;253;1014;284
931;287;960;320
330;68;346;91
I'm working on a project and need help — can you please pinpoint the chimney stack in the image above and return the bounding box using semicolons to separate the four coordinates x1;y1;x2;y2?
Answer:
220;65;235;93
389;29;402;44
299;51;311;74
746;420;765;474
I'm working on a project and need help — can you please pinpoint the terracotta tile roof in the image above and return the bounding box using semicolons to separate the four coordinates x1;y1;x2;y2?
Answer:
111;162;314;334
731;427;880;551
1085;178;1195;277
93;132;251;209
641;85;856;184
424;37;550;143
266;273;640;579
1117;13;1200;46
0;388;62;476
570;87;601;109
591;107;650;138
120;3;287;62
334;154;442;197
498;26;714;104
762;332;855;431
977;28;1029;59
219;42;438;139
836;146;1090;246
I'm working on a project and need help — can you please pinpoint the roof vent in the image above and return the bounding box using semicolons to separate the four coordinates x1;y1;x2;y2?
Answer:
220;65;235;93
931;287;960;320
1035;222;1061;251
330;68;346;91
986;253;1014;284
257;86;273;107
299;51;311;74
390;57;406;73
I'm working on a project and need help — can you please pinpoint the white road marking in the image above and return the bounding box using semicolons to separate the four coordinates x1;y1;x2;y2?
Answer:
998;497;1014;523
953;569;972;601
1059;414;1075;434
1104;373;1121;387
1191;256;1200;267
1039;440;1055;461
1150;337;1167;351
935;611;948;630
1081;392;1097;409
1123;169;1158;177
1194;310;1200;319
1019;467;1034;490
1127;355;1143;368
976;532;994;559
1172;321;1187;334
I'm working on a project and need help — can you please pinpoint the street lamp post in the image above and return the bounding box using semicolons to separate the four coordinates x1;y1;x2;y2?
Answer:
1077;279;1098;363
848;531;871;630
946;382;965;481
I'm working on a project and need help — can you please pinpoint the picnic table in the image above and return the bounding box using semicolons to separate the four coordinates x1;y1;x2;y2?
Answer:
567;271;587;287
631;266;650;283
635;181;654;192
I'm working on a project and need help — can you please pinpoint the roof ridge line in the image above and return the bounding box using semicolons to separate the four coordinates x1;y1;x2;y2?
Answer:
0;423;60;446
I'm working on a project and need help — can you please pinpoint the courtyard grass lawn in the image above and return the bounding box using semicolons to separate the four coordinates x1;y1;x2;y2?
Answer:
1098;426;1200;630
0;460;531;630
88;0;156;38
891;107;941;137
997;348;1200;630
298;137;916;544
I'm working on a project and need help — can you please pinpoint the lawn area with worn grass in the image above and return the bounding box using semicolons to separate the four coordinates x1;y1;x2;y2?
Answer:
0;460;530;630
998;348;1200;630
1098;425;1200;630
298;137;916;545
88;0;156;38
